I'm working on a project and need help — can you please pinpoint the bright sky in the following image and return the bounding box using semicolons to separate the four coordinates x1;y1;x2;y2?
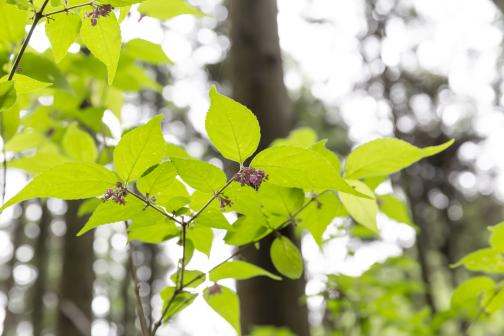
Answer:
2;0;504;335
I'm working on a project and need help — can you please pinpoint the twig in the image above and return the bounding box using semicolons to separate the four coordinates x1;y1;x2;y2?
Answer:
149;190;328;335
126;189;183;225
185;174;237;226
178;221;188;290
43;1;94;17
124;222;150;336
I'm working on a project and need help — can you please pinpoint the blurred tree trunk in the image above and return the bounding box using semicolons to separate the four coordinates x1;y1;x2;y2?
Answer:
1;203;25;336
56;200;94;336
229;1;311;335
31;200;51;335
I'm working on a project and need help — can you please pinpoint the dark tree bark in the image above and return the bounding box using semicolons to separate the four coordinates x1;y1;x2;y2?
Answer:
31;200;52;335
229;1;311;335
56;200;94;336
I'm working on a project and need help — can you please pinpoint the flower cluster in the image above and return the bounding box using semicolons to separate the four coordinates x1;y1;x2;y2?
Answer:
86;4;113;26
234;167;267;190
102;182;127;205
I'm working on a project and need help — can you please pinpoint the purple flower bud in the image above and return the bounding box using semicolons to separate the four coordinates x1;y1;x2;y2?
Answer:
207;284;222;296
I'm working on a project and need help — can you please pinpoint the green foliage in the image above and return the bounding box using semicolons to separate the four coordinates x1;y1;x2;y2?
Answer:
0;4;457;334
0;81;16;111
2;162;117;210
210;260;281;282
205;86;260;163
80;9;121;85
339;179;378;232
124;38;172;64
251;145;362;196
270;235;303;279
45;13;81;63
0;0;27;44
160;286;197;321
62;123;97;162
345;138;454;179
204;285;241;335
379;194;414;226
113;115;166;182
172;157;226;193
138;0;204;20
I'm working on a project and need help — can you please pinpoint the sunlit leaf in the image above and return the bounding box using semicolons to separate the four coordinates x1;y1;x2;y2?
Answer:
80;10;121;85
270;235;303;279
2;162;118;210
210;260;281;282
345;138;454;179
46;12;81;63
113;115;166;182
203;285;241;334
205;86;260;163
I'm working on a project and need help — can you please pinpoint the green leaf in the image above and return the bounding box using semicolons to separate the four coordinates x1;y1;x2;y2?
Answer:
251;146;365;197
258;183;304;218
1;74;52;94
310;140;341;173
195;208;232;230
339;179;378;232
484;287;504;315
128;210;179;243
187;225;213;257
451;276;495;310
78;196;145;235
2;162;118;210
0;81;16;111
224;215;269;246
489;221;504;253
345;138;454;179
205;86;260;163
298;192;344;245
160;287;197;321
172;158;226;193
137;161;177;199
0;1;28;44
102;0;143;6
270;235;303;279
78;198;101;217
2;104;19;141
80;10;121;85
379;194;414;226
453;248;504;273
62;123;97;162
203;285;241;335
170;269;205;288
5;128;46;152
9;152;70;175
272;127;318;148
138;0;203;20
113;115;166;182
210;260;281;282
124;38;172;64
45;12;81;63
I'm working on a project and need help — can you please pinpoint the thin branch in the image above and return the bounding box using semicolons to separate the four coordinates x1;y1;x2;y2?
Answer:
43;1;94;17
124;222;150;336
185;174;237;226
150;189;328;336
126;189;183;225
178;222;188;290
